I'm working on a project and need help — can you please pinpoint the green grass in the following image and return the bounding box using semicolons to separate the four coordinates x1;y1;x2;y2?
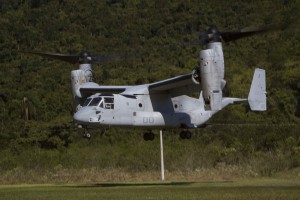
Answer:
0;179;299;200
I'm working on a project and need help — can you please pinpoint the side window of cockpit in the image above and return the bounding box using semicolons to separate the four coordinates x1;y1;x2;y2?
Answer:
104;97;114;109
83;98;92;107
89;97;102;106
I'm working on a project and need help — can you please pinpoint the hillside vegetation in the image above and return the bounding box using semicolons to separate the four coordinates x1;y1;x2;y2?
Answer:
0;0;299;183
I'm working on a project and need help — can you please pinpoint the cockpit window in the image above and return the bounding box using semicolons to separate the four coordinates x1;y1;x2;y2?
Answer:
89;97;102;106
83;98;92;107
104;98;114;104
104;97;114;109
83;96;114;109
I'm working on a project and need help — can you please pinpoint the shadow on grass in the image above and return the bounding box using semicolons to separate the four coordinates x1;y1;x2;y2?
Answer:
69;182;196;188
68;181;236;188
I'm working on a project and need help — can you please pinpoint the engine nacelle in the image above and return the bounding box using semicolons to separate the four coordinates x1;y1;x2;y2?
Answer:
71;70;86;110
71;70;86;98
199;49;222;111
70;64;94;110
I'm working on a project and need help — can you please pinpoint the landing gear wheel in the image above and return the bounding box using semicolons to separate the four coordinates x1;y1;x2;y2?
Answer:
180;131;186;139
185;130;192;139
180;130;192;139
149;132;155;141
85;133;91;139
143;132;154;141
83;129;91;139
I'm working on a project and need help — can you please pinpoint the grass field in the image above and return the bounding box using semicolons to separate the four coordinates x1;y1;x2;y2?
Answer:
0;179;299;200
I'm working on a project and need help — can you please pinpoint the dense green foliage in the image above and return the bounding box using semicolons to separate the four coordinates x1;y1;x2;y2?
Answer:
0;0;299;182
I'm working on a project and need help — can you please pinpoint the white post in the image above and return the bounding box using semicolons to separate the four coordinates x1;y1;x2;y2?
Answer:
160;130;165;181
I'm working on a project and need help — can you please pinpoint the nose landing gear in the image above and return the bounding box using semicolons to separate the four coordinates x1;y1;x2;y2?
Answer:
83;129;91;139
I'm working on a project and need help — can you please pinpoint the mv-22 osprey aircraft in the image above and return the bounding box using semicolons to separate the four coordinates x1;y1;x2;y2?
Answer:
24;25;274;140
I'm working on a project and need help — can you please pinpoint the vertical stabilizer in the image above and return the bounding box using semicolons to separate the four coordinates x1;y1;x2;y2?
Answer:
248;68;267;111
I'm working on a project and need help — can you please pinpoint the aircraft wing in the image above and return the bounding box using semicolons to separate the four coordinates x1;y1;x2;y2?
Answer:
78;73;200;97
148;73;200;96
79;82;130;96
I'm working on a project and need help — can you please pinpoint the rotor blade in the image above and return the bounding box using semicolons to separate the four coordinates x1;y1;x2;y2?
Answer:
21;51;132;64
92;55;127;64
92;53;138;64
182;40;203;46
188;31;209;46
21;51;79;64
221;24;286;42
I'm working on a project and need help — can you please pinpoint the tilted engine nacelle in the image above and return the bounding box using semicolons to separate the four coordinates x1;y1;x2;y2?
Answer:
71;64;94;110
71;70;86;98
198;43;225;111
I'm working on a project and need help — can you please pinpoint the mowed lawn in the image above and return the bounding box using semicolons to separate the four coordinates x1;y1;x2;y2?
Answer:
0;179;299;200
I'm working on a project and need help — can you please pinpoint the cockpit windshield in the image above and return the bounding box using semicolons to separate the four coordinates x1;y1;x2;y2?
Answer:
83;98;92;107
89;97;102;106
83;97;101;107
82;95;114;109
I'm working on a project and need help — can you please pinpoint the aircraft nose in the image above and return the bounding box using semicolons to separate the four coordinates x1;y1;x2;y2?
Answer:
73;108;93;124
73;111;86;124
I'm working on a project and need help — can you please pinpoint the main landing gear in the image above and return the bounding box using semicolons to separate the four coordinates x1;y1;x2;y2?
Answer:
143;130;192;141
180;130;192;139
143;131;155;141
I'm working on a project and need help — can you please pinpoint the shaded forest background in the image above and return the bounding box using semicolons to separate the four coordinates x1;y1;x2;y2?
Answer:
0;0;299;183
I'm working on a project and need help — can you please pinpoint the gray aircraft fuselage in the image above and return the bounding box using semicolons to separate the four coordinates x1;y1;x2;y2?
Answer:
73;93;217;129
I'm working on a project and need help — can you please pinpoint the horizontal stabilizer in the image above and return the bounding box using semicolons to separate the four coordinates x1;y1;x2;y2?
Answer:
248;68;267;111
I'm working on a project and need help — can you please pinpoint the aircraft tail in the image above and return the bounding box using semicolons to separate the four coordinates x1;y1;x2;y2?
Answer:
220;68;266;111
248;68;267;111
